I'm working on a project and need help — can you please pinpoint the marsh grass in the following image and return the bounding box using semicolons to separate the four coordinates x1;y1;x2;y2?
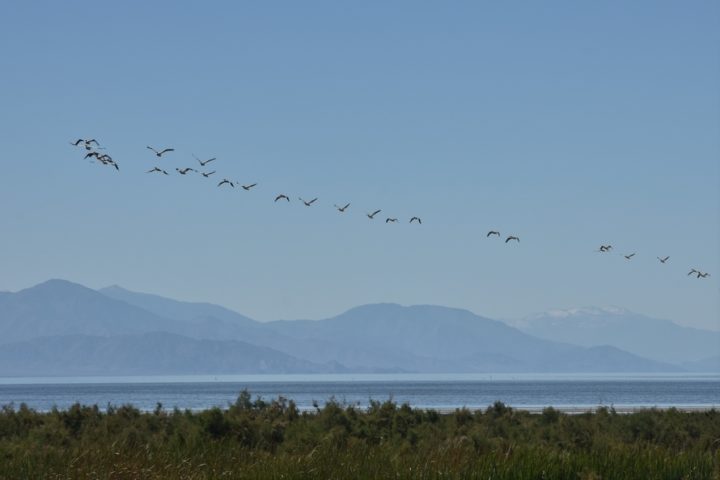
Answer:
0;393;718;479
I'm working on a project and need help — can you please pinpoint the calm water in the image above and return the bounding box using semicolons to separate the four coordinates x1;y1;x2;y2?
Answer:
0;373;718;412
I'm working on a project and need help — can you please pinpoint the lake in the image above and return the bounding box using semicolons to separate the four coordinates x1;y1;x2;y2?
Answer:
0;373;717;412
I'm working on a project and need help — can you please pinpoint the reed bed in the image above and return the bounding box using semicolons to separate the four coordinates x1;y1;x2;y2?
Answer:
0;392;718;479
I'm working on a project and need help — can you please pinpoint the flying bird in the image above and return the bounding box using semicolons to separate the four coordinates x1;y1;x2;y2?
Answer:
657;256;670;264
71;138;99;150
505;236;520;243
242;183;257;191
176;167;196;175
409;217;422;224
275;194;290;202
84;151;100;160
218;179;235;187
487;231;500;237
386;218;398;223
147;167;169;175
147;146;174;157
193;154;216;167
201;171;216;178
334;203;350;212
367;209;381;219
697;272;710;278
299;197;318;206
624;253;636;260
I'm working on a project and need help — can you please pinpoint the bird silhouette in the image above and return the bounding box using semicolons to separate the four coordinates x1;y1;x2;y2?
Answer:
409;217;422;224
657;256;670;263
201;171;216;178
386;218;398;223
193;154;216;167
697;272;710;278
505;236;520;243
147;146;174;157
176;167;196;175
624;253;636;260
299;197;318;206
147;167;169;175
334;203;350;212
218;179;235;187
367;209;381;219
71;138;99;150
84;151;100;160
242;183;257;191
487;231;500;237
275;194;290;202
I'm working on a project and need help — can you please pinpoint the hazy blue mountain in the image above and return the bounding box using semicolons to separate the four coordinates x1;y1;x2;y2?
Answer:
265;304;678;373
0;332;335;376
98;285;330;352
681;355;720;373
0;281;681;375
0;280;187;344
508;307;720;365
99;285;257;327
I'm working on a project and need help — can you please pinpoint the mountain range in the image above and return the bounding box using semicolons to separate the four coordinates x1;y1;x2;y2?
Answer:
508;307;720;367
0;279;715;376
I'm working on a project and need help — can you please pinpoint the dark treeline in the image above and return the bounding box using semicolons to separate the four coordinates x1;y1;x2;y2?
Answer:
1;392;718;479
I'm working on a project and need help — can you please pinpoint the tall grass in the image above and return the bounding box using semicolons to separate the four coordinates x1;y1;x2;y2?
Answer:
0;393;718;479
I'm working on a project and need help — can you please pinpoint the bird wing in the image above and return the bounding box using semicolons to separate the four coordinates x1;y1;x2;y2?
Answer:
373;210;381;216
160;148;174;155
309;198;317;204
146;146;158;154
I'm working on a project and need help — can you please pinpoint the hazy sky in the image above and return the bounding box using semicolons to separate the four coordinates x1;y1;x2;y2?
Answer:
1;1;718;330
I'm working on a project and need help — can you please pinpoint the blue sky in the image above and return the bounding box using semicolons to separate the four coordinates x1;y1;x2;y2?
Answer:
1;1;718;329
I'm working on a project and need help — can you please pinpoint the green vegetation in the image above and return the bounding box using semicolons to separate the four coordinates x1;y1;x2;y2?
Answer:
1;392;719;479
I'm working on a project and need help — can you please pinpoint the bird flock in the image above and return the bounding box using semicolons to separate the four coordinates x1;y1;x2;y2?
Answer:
70;138;712;281
70;138;426;226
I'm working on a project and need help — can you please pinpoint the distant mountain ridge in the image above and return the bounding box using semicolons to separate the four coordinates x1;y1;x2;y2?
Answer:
0;332;334;376
0;279;706;376
509;307;720;364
